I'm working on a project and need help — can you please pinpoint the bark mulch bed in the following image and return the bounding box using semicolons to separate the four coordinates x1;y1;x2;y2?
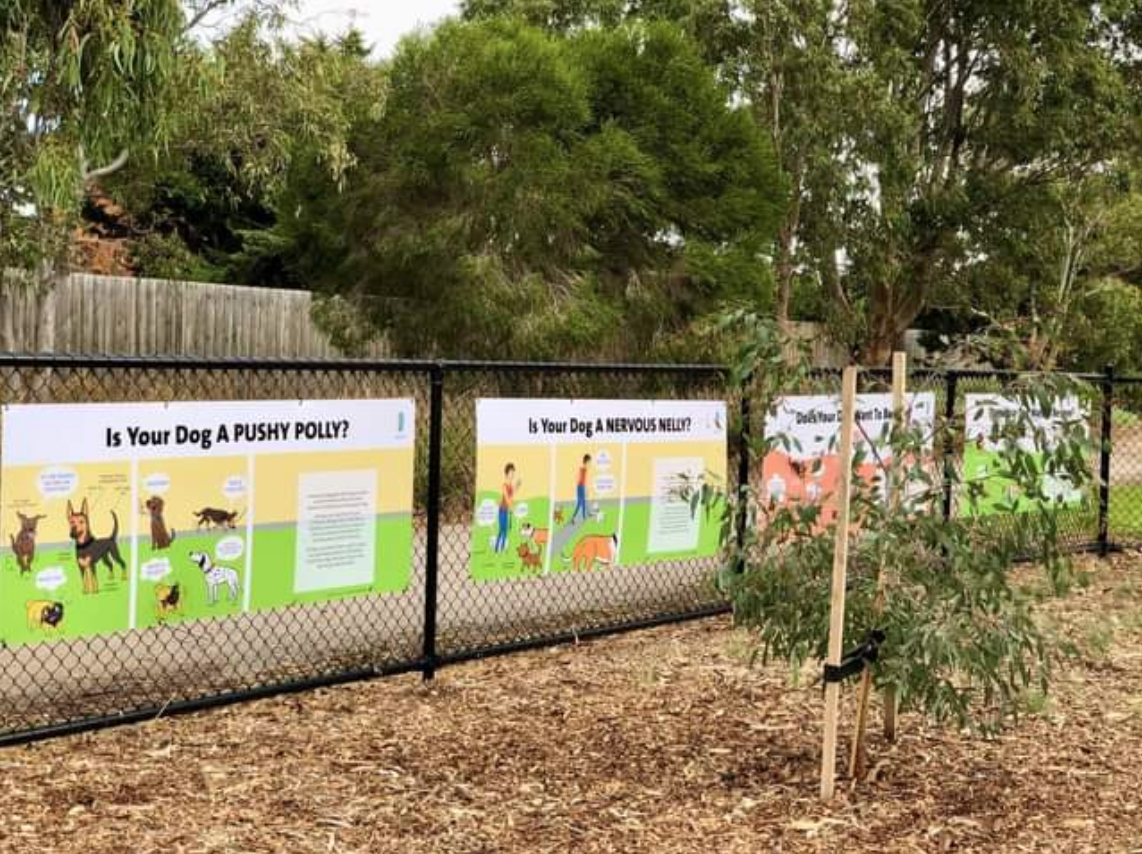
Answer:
1;557;1141;853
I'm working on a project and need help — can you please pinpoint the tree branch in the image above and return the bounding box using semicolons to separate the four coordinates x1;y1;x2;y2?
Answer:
80;148;129;184
185;0;234;34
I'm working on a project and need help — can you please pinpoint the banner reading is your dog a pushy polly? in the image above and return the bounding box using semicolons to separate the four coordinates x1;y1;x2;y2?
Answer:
470;398;727;582
0;399;415;645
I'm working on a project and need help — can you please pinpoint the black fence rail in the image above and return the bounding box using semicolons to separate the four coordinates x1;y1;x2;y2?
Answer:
0;354;1137;746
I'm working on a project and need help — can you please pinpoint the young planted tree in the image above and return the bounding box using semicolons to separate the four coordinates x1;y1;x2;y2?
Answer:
719;313;1094;784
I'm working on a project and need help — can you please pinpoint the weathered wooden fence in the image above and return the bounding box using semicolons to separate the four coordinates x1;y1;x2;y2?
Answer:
0;271;389;358
0;269;930;364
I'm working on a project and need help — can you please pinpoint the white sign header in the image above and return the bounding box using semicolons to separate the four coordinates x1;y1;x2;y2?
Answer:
1;399;415;466
476;398;727;446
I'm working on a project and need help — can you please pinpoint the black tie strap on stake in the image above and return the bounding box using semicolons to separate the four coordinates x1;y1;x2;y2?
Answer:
823;629;886;687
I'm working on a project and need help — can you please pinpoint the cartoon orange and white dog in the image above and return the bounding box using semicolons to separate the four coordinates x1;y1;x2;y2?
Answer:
561;534;619;572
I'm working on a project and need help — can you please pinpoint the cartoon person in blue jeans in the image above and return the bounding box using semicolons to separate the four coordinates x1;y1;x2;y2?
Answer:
571;454;592;524
495;463;520;553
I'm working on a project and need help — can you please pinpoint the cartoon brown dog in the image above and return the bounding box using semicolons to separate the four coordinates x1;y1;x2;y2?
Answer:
143;496;176;550
10;512;45;575
194;507;241;530
516;542;543;571
67;499;127;595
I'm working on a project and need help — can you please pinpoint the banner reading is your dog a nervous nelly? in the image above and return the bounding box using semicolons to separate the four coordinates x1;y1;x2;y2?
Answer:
962;394;1088;515
471;399;727;582
761;393;937;530
0;399;414;645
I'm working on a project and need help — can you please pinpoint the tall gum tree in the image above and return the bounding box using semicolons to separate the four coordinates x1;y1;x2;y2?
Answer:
464;0;1141;364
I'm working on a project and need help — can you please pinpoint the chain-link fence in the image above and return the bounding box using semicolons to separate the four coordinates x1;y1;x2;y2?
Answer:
0;355;1135;745
0;355;735;745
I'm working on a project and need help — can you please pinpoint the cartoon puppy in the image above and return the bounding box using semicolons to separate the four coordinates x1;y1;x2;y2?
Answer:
516;542;543;571
154;582;182;620
26;600;64;632
143;496;176;550
188;551;241;604
10;512;45;575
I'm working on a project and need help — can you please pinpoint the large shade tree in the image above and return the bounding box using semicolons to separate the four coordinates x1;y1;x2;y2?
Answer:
312;17;783;359
467;0;1142;364
0;0;217;349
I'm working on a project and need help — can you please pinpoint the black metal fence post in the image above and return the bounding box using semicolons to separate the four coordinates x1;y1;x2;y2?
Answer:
422;363;445;679
1098;364;1115;558
942;371;959;523
735;389;751;573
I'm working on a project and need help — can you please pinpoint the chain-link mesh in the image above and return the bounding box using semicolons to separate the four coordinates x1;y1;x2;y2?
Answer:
0;356;1130;744
1109;377;1142;546
0;358;433;741
433;365;733;660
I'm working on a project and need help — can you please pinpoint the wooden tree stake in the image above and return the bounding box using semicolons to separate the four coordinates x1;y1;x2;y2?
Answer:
849;352;907;781
820;365;859;801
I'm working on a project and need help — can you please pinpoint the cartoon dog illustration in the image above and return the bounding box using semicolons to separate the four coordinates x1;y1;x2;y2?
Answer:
519;523;549;548
553;507;565;525
154;583;182;620
26;600;64;632
194;507;241;530
143;496;176;550
188;551;241;604
67;500;127;595
9;512;45;575
562;534;619;572
516;542;543;571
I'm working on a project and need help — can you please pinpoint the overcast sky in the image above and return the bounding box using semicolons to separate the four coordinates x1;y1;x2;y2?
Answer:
289;1;462;56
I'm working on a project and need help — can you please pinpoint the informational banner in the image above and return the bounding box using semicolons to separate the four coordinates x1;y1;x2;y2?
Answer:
962;394;1087;514
470;399;727;582
0;399;415;646
761;393;937;527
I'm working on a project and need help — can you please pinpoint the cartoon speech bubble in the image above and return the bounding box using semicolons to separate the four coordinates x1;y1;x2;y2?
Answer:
596;450;612;468
513;502;529;519
476;498;498;527
216;536;245;561
222;475;246;500
595;475;617;496
140;558;172;582
35;566;67;592
142;472;171;495
38;467;78;499
767;474;787;504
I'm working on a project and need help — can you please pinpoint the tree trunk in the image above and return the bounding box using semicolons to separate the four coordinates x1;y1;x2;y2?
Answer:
862;285;922;367
775;187;801;333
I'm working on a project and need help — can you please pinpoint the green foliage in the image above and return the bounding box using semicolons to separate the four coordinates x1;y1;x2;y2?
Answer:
1065;279;1142;374
130;230;223;282
306;17;782;358
0;0;186;271
106;17;383;287
719;314;1095;731
476;1;1142;364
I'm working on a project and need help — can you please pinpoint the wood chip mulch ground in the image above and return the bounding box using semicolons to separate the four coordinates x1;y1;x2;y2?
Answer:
2;556;1141;853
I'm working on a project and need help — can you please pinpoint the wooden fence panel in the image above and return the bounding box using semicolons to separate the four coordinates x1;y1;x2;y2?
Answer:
0;272;390;359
